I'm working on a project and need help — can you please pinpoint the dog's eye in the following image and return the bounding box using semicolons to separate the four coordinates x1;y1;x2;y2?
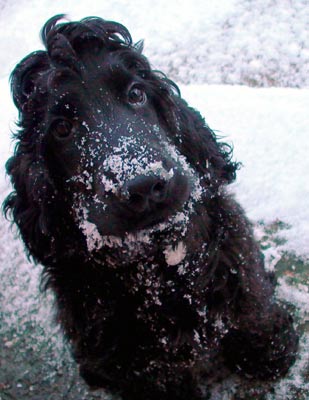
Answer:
128;85;147;106
52;119;74;140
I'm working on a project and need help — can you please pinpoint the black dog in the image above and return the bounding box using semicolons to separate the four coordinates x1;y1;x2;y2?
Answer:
4;15;298;400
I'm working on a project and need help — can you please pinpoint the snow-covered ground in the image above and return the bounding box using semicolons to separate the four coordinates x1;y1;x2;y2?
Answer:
0;1;308;399
0;0;308;87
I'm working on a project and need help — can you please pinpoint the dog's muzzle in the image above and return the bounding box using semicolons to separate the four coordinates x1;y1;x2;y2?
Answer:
115;170;191;230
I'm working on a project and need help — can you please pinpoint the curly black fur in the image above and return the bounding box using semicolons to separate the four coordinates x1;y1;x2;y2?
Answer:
3;15;298;400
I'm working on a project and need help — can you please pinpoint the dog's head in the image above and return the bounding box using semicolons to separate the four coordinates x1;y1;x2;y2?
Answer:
4;15;238;264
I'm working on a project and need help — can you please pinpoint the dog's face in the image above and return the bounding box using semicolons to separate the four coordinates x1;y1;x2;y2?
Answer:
6;16;237;263
44;51;202;251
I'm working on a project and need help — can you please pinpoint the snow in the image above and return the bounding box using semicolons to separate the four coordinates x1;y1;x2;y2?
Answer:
77;207;104;252
1;0;308;88
0;1;308;399
164;241;187;266
102;146;175;193
277;277;309;320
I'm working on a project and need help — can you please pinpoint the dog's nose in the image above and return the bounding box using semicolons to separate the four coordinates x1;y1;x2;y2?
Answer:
123;175;169;213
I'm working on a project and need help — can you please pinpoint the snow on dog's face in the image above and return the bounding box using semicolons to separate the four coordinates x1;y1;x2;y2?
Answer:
44;52;203;258
6;16;237;264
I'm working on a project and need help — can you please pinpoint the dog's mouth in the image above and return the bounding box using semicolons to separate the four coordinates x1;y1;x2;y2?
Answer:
72;140;204;255
74;170;202;256
89;205;194;265
118;203;183;236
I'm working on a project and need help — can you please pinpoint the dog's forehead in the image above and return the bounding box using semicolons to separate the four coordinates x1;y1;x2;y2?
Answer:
48;51;133;95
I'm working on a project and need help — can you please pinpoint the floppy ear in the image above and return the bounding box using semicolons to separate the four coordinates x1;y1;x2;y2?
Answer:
3;149;56;262
167;96;239;186
3;52;56;263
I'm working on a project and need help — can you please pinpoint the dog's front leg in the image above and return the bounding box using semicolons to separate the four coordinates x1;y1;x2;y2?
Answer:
222;299;298;380
214;197;299;380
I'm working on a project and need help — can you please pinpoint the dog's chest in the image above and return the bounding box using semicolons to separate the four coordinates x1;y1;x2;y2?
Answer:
119;262;210;345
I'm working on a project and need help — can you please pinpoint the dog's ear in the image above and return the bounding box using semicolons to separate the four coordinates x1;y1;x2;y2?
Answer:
168;97;239;186
10;51;49;113
4;53;57;262
3;148;56;262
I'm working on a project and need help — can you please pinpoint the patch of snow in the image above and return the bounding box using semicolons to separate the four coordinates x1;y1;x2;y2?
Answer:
102;231;151;250
75;206;104;252
276;277;309;321
164;241;187;266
